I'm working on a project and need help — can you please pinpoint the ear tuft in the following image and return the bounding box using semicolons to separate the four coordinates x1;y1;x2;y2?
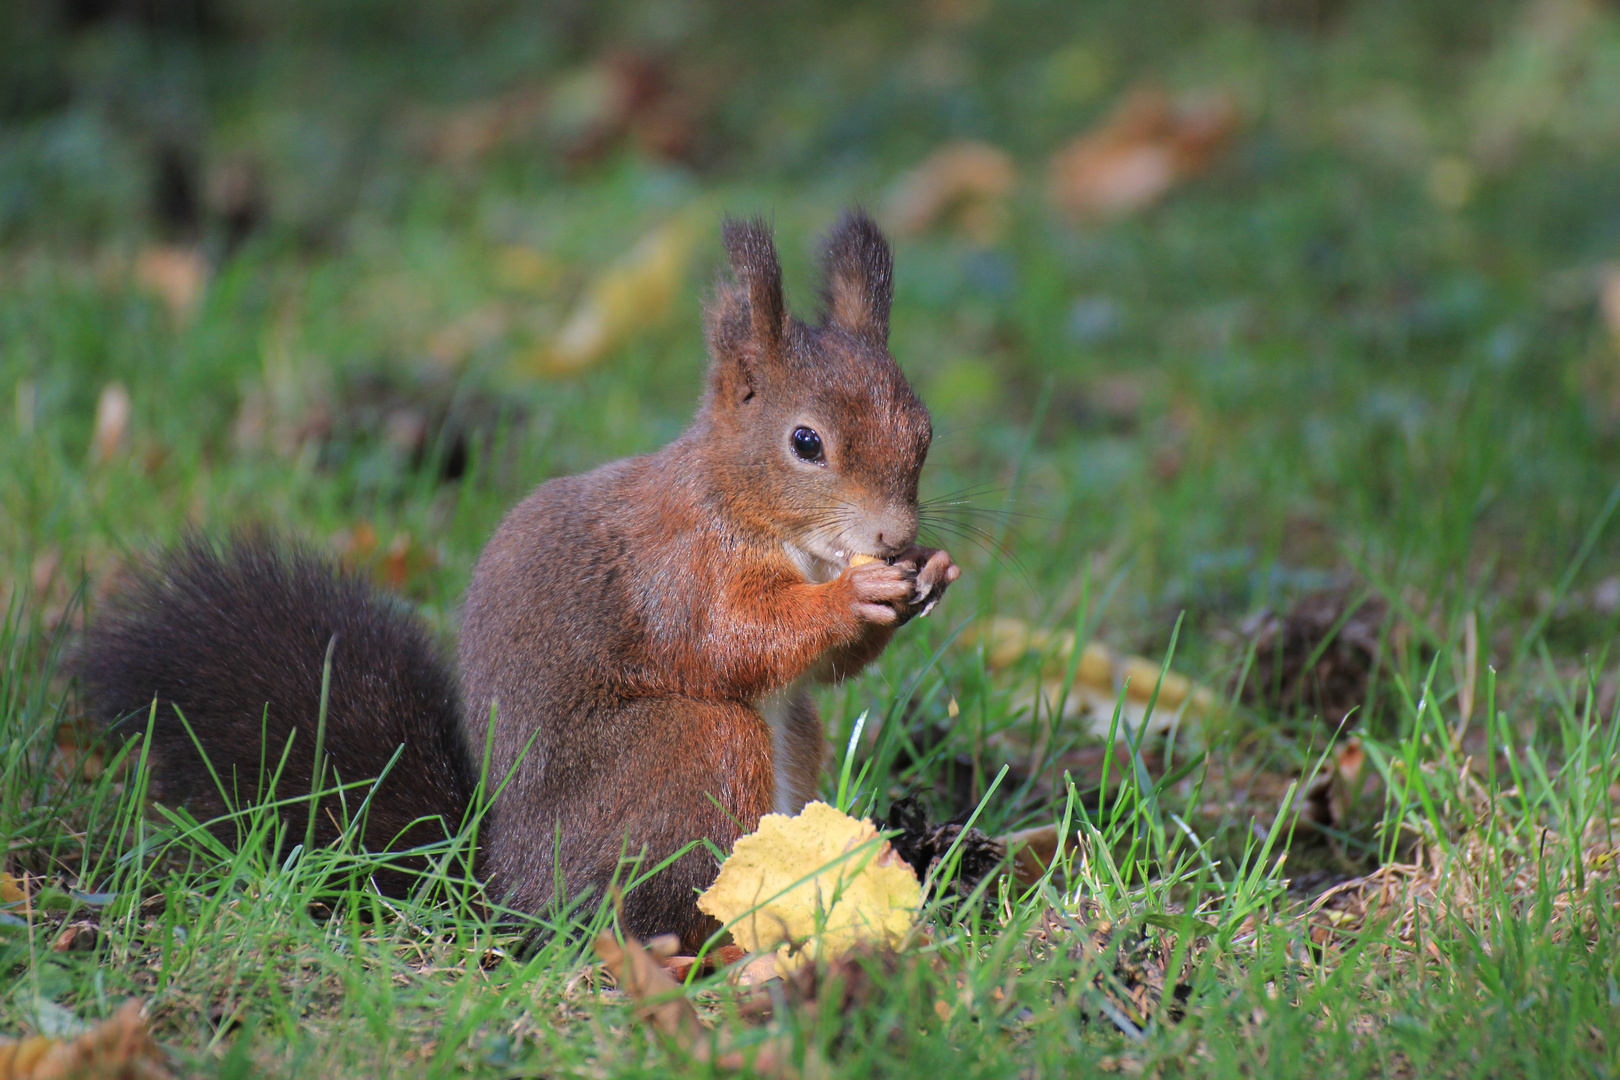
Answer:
818;209;893;342
719;216;787;354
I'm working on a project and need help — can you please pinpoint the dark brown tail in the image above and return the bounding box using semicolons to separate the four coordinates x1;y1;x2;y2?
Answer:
75;534;476;893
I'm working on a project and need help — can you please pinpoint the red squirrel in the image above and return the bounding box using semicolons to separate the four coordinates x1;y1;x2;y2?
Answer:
76;211;959;948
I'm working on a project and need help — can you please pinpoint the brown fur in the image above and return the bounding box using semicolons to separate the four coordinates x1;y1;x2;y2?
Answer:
74;535;474;896
461;212;956;946
77;211;958;950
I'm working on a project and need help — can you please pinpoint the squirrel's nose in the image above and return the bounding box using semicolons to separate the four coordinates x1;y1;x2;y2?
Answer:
867;506;919;555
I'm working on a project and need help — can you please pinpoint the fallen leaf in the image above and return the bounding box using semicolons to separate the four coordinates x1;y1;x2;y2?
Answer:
90;384;131;465
884;141;1016;241
337;521;379;562
594;932;705;1046
730;952;783;987
697;802;921;971
49;923;97;954
0;999;172;1080
1599;263;1620;352
134;245;207;319
971;616;1217;739
382;532;435;590
536;216;698;374
595;932;799;1077
0;873;25;905
659;943;750;984
1049;85;1237;219
1000;823;1082;888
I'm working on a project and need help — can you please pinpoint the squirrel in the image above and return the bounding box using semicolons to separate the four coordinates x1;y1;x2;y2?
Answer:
75;210;959;949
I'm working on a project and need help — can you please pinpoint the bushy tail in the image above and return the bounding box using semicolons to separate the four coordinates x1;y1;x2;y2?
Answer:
75;534;476;893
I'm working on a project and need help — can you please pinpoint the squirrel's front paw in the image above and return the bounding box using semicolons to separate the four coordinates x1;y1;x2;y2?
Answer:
892;546;960;618
845;561;916;626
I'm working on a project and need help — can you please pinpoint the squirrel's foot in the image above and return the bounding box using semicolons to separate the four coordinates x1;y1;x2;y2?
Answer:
892;546;960;620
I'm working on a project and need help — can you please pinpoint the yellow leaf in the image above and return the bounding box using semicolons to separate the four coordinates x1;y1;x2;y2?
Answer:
697;802;920;970
969;615;1218;740
0;999;172;1080
537;217;698;374
0;872;25;905
0;1036;56;1078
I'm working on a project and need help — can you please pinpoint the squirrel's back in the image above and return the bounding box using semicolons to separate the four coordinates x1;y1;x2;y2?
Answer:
76;535;475;892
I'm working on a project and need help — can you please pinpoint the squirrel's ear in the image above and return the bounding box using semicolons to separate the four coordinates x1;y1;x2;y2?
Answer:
818;210;893;343
706;217;788;401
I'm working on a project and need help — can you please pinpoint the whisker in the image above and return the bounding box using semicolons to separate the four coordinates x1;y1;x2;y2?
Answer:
918;522;1037;596
920;505;1054;525
919;481;1013;508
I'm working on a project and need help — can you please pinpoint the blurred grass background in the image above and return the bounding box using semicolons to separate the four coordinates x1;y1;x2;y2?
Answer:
6;0;1620;670
4;0;1620;1074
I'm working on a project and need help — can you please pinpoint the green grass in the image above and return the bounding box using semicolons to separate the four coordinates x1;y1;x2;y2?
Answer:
5;0;1620;1075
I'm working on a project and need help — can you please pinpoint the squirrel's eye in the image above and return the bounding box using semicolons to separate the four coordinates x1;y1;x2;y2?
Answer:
790;426;825;464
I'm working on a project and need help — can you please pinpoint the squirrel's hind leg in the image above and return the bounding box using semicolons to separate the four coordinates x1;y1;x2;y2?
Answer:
492;697;775;952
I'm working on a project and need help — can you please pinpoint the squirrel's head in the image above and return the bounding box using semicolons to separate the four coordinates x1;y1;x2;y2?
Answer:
699;211;932;572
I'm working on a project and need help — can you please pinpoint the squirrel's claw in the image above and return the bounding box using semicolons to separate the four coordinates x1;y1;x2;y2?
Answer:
893;546;959;619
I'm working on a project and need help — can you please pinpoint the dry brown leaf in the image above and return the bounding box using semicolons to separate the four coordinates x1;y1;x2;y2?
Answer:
1049;85;1237;219
535;217;698;374
660;944;750;984
0;999;172;1080
49;923;98;954
732;943;926;1040
380;532;437;590
594;932;705;1046
595;933;798;1077
884;141;1016;241
133;245;207;318
729;952;783;987
90;384;131;465
999;823;1085;889
697;802;921;970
